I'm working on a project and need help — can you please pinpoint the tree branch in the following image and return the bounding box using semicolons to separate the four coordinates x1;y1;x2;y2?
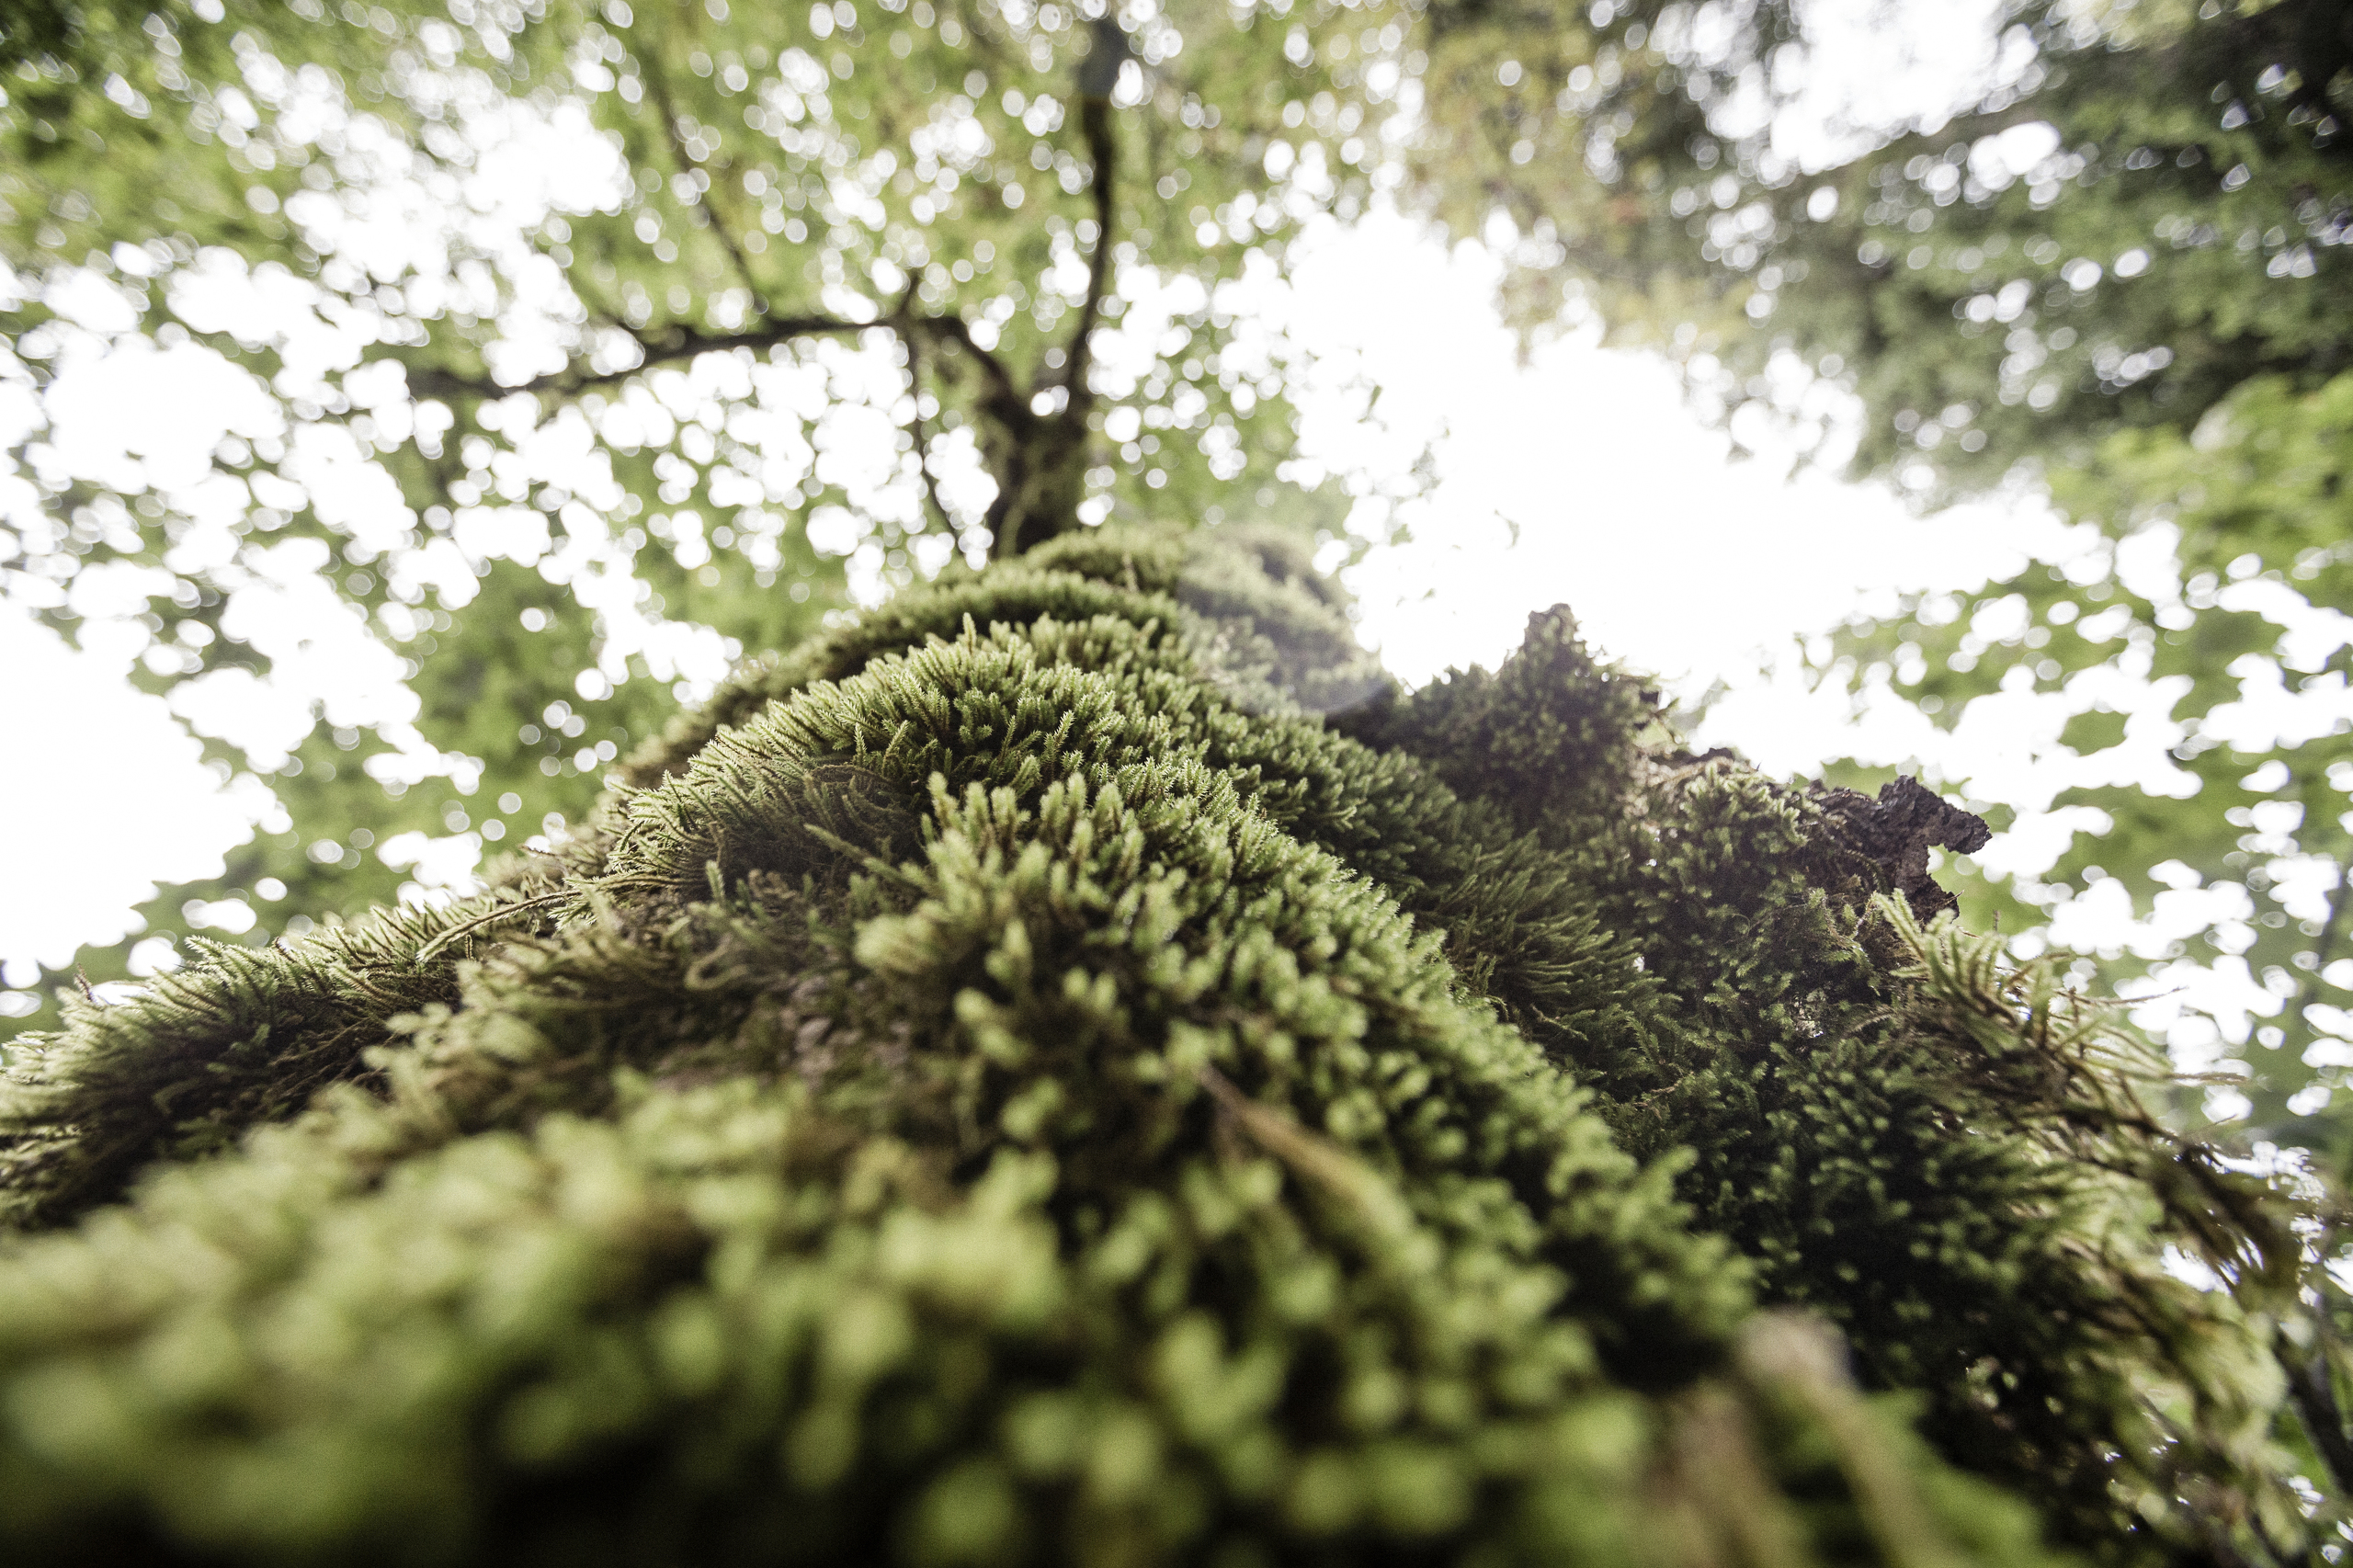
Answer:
2282;1308;2353;1503
1063;91;1119;398
400;317;879;403
399;307;1034;433
892;280;955;537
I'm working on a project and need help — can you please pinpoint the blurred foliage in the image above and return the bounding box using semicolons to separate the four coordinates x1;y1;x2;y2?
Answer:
1389;0;2353;1154
0;0;1426;1037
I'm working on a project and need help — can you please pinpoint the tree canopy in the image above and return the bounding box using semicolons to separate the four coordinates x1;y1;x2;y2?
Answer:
1;0;1417;1031
20;0;2345;1167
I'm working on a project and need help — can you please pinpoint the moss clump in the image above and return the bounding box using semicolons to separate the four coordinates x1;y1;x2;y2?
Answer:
0;527;2310;1565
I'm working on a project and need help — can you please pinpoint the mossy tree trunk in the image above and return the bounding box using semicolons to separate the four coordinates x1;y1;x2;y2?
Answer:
0;522;2323;1566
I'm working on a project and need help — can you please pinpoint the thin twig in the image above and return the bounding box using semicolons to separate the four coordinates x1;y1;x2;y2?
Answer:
642;60;766;301
1196;1063;1412;1237
412;889;574;965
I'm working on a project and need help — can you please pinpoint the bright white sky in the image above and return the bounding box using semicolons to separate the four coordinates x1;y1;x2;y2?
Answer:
0;0;2310;1074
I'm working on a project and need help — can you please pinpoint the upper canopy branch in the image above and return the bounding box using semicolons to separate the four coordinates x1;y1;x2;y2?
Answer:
890;278;956;537
398;304;1040;409
1062;89;1120;399
904;309;1025;411
399;317;879;403
640;59;768;302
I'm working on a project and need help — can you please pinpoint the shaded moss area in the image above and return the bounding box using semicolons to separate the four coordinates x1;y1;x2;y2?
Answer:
0;527;2316;1565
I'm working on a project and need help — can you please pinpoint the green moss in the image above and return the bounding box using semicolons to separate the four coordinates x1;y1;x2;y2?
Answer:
0;527;2313;1564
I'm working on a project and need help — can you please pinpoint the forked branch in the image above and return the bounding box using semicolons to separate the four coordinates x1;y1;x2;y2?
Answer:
904;312;1027;413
